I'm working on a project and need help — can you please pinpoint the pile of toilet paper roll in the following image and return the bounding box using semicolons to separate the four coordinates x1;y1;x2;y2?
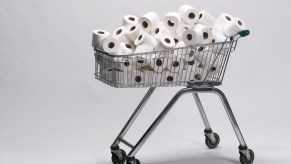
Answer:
92;4;247;84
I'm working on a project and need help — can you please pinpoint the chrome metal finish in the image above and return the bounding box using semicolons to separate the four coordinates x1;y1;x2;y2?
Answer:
128;88;195;157
211;87;247;146
119;138;134;149
94;38;239;88
126;86;249;157
112;87;156;146
192;93;211;129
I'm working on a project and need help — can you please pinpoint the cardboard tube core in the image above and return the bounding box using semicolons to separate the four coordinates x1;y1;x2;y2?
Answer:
116;29;122;35
203;32;208;39
167;76;174;82
128;17;135;21
238;20;243;26
188;12;195;19
172;61;179;67
130;26;136;31
142;21;148;28
156;59;163;66
167;20;175;27
155;28;160;34
108;42;115;48
226;16;232;21
187;34;192;41
98;31;104;34
135;76;142;83
165;38;171;43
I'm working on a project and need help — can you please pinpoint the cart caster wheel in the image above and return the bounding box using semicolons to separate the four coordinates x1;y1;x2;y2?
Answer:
111;149;126;164
126;159;140;164
240;149;255;164
205;133;220;149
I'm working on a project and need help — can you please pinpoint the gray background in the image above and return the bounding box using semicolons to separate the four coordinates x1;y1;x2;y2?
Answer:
0;0;290;164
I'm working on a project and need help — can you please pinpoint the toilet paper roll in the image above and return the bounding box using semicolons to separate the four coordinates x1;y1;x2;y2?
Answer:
121;42;135;55
213;34;227;43
134;31;157;48
175;41;186;48
197;10;215;29
102;38;123;55
164;71;180;83
212;13;234;36
112;26;131;43
122;57;145;72
175;22;193;39
149;54;170;73
178;4;199;24
122;15;138;29
155;35;175;51
92;30;110;49
151;23;172;40
224;17;247;37
193;24;213;44
190;67;208;82
135;44;154;54
128;70;150;85
167;54;185;73
163;12;182;33
138;12;159;32
182;29;198;45
126;24;143;43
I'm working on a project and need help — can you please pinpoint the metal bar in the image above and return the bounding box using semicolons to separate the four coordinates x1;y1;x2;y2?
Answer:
192;93;211;129
112;87;156;146
211;87;247;146
128;88;195;157
119;138;134;149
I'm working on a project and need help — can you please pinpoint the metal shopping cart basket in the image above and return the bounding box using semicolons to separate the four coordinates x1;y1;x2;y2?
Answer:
94;30;254;164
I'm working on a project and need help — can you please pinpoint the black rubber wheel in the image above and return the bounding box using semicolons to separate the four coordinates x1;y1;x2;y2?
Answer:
205;133;220;149
240;149;255;164
111;149;126;164
126;159;140;164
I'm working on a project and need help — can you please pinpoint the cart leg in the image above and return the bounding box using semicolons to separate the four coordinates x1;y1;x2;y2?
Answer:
192;93;219;147
126;88;193;160
110;87;156;161
212;87;253;161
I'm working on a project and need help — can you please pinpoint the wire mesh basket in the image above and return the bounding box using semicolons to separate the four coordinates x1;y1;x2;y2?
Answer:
94;37;239;88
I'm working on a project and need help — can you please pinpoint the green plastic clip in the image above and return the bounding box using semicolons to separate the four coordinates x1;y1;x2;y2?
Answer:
238;30;250;37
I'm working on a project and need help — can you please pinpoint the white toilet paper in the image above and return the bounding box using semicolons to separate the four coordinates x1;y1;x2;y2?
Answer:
135;44;154;54
102;38;123;55
128;70;150;85
190;67;208;82
92;30;110;49
175;22;193;40
155;35;175;51
126;24;143;43
112;26;131;43
122;57;145;72
151;23;172;40
138;12;160;32
193;24;213;44
121;42;135;55
163;12;182;33
134;31;157;48
175;41;186;48
149;54;169;73
167;54;185;73
212;13;234;36
182;29;198;45
197;10;215;29
178;4;199;24
122;15;138;29
224;17;247;37
164;71;180;83
213;34;227;43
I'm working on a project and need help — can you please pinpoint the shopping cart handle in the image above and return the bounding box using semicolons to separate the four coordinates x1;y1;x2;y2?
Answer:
238;30;250;37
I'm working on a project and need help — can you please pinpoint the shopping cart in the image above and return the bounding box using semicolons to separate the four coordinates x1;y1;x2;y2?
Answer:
94;30;254;164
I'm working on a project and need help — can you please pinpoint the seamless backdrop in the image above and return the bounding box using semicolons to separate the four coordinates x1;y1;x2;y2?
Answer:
0;0;291;164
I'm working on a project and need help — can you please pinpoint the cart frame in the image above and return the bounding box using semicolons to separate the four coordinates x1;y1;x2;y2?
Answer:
95;30;254;164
